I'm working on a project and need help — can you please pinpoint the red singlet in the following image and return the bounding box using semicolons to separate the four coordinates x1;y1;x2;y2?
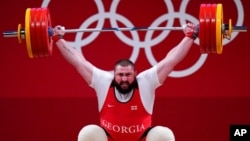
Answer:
100;87;152;141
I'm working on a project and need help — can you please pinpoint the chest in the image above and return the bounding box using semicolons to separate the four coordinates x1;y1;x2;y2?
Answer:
101;88;146;117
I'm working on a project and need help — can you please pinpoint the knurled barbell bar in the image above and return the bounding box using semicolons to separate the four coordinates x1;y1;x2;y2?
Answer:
2;3;247;58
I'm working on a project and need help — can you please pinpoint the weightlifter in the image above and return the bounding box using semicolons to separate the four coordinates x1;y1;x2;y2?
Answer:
52;23;198;141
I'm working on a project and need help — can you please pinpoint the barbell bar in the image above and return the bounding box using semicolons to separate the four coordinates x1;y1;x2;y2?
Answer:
2;3;247;58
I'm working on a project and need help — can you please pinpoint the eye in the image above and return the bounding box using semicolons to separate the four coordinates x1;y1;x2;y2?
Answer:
125;73;131;76
117;73;124;77
116;73;133;77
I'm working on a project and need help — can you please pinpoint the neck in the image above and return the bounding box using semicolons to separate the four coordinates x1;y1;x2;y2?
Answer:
115;88;133;102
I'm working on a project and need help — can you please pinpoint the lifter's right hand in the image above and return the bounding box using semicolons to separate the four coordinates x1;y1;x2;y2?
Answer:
53;25;65;36
52;25;65;42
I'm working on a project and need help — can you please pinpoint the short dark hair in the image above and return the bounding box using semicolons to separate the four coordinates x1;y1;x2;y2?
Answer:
114;59;135;70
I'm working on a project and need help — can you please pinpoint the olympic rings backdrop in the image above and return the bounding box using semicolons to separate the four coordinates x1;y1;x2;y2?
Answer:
0;0;249;141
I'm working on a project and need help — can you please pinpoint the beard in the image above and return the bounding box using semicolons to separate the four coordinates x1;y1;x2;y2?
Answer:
113;79;137;94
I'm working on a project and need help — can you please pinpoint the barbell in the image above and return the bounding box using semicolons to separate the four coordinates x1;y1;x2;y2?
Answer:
2;3;247;58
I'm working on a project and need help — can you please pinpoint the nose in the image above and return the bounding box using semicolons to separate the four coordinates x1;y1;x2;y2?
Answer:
121;76;128;81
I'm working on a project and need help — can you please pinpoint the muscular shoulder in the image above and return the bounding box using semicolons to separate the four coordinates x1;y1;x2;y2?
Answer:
90;67;113;88
90;67;114;111
136;66;161;114
137;66;160;85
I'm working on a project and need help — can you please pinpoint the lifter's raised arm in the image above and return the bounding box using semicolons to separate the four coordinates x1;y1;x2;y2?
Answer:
156;23;198;84
53;25;94;85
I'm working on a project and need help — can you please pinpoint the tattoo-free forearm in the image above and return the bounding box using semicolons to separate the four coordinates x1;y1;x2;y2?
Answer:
157;37;194;83
166;37;194;64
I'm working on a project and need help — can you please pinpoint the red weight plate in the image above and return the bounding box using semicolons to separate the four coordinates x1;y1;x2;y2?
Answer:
42;8;53;56
30;8;39;57
211;4;217;53
40;8;48;57
205;4;212;53
45;8;53;56
40;8;48;56
199;4;206;53
35;8;45;57
48;9;53;56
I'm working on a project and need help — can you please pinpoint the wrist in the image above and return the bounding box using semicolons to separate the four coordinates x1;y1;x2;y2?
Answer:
184;24;199;40
186;32;198;40
52;35;63;43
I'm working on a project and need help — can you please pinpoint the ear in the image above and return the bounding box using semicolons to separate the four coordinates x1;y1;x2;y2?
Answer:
134;70;137;76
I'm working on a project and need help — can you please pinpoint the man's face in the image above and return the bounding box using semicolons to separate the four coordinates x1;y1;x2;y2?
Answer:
114;65;136;94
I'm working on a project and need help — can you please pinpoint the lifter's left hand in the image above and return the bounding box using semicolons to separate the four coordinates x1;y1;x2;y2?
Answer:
183;23;199;40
